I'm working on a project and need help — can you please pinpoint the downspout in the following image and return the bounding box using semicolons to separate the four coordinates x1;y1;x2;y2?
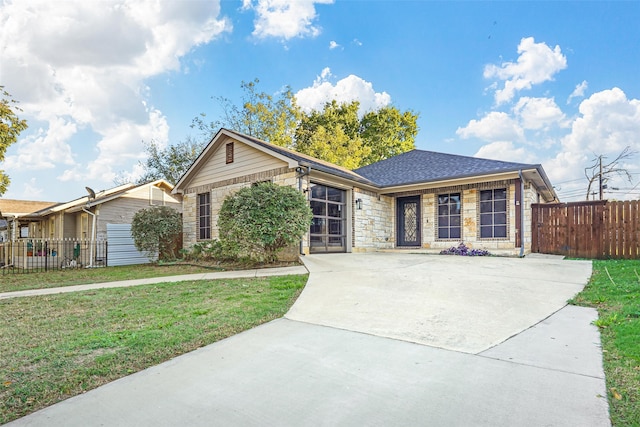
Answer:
518;170;525;258
82;207;97;268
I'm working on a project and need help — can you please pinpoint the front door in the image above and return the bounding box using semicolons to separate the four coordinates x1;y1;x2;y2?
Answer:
309;183;347;253
397;196;421;247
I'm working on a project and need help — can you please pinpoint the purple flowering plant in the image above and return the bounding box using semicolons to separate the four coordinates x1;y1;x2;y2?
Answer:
440;242;490;257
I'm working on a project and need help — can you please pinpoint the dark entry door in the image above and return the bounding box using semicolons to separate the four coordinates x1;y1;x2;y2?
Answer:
397;196;421;247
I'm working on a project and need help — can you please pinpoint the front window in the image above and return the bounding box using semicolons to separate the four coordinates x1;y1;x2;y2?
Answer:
49;217;55;238
480;189;507;238
197;192;211;240
437;193;461;239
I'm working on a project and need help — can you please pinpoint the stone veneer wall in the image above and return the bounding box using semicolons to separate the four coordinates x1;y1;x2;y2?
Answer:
419;181;521;255
352;188;394;251
182;167;300;251
521;182;540;253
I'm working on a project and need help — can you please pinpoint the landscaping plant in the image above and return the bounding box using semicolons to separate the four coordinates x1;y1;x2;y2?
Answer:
131;205;182;260
218;182;313;263
440;242;490;256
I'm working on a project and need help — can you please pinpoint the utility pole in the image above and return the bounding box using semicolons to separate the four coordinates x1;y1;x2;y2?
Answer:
599;155;603;200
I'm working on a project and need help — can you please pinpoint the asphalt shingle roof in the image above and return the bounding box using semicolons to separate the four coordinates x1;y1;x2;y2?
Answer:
354;150;540;187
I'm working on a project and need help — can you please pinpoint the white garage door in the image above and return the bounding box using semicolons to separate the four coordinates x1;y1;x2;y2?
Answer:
106;223;157;267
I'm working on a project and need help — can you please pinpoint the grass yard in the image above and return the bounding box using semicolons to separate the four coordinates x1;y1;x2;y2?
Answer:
0;274;308;424
570;259;640;427
0;263;224;293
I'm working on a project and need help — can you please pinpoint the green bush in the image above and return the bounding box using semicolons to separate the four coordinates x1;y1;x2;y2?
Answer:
131;206;182;261
218;182;313;263
182;239;236;262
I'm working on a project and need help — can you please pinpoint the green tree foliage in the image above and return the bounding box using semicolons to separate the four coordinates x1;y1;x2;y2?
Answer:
361;106;419;165
138;136;205;185
218;182;313;263
294;100;371;169
193;79;419;169
131;206;182;260
0;87;28;195
193;79;300;149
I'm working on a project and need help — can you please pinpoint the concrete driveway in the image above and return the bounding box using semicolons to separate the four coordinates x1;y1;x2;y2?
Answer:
7;253;610;427
288;253;593;353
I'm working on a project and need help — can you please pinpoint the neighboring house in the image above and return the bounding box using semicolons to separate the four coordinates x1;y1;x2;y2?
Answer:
173;128;558;257
4;180;181;267
0;199;58;242
17;180;181;241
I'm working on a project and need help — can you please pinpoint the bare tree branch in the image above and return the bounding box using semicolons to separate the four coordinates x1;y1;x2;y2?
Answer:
584;146;637;200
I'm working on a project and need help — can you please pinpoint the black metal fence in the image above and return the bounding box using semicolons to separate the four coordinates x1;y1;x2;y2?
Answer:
0;239;108;274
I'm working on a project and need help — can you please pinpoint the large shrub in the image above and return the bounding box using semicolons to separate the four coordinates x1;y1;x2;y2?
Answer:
218;182;313;263
131;205;182;260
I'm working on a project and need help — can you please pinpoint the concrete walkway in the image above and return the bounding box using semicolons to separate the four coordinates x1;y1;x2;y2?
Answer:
0;266;308;300
5;253;610;426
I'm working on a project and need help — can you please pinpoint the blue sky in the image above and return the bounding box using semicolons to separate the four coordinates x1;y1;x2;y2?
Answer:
1;0;640;202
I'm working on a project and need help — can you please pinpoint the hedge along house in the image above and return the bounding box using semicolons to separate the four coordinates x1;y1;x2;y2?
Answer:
173;128;558;257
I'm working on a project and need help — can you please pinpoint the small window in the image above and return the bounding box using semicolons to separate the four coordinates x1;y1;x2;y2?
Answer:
197;192;211;240
437;193;461;239
226;142;234;164
150;187;164;206
479;188;507;238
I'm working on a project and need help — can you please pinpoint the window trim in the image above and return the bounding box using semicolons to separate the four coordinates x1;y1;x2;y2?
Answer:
478;188;508;239
436;192;462;240
197;192;211;240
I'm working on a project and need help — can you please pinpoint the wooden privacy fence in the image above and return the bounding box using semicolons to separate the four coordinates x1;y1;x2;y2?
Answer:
532;200;640;259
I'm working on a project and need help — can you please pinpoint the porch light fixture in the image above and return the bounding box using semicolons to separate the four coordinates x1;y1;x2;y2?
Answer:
355;198;363;210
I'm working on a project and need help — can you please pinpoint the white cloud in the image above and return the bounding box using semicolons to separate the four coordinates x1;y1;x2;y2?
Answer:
563;87;640;155
295;68;391;114
474;141;537;164
4;118;77;170
22;178;44;199
456;111;524;143
243;0;334;40
484;37;567;104
546;88;640;200
567;80;588;104
329;40;340;50
0;0;229;187
513;97;566;130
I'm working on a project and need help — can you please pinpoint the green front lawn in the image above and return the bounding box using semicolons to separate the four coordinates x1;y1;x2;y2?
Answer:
0;274;308;424
0;263;221;293
570;259;640;427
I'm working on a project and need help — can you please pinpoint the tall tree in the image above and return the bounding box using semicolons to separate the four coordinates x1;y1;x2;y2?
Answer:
138;136;205;185
584;146;636;200
193;79;419;169
192;79;300;149
294;100;371;169
0;86;28;195
294;100;419;168
361;106;419;164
